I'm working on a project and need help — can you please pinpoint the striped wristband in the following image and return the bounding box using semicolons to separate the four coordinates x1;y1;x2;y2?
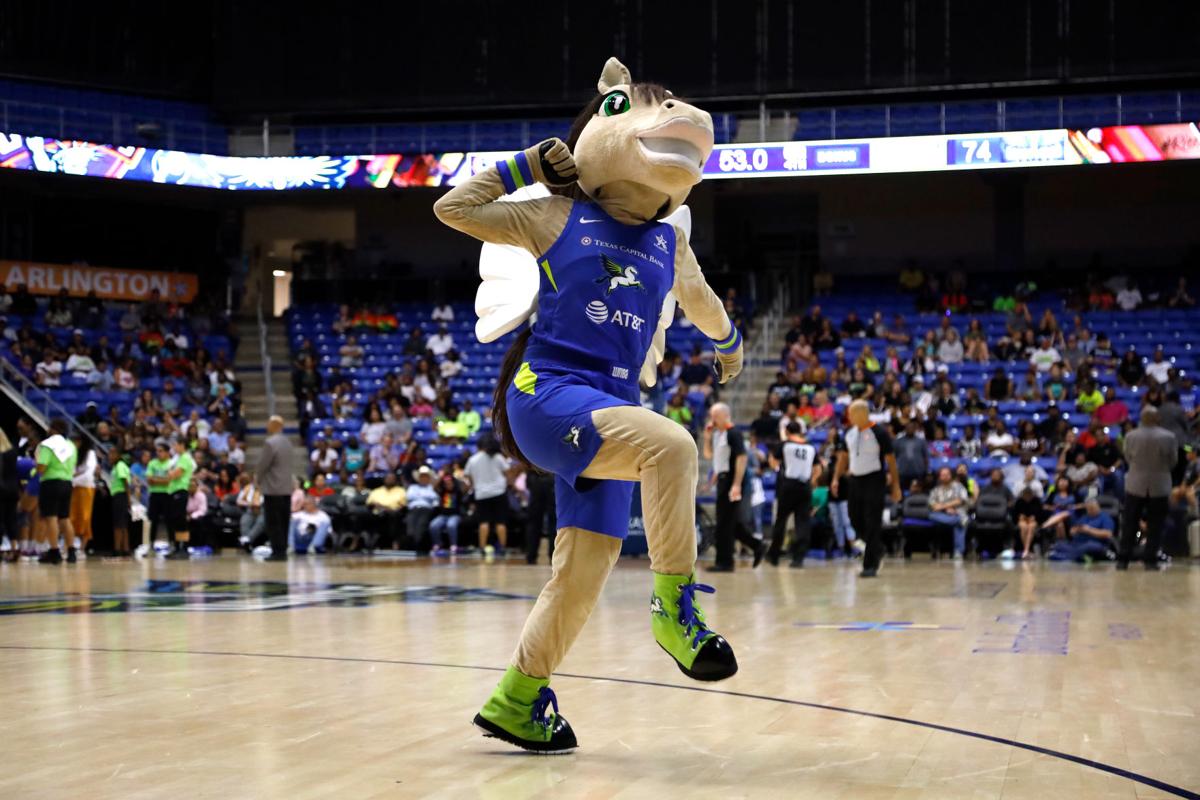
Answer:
496;150;537;194
713;327;741;352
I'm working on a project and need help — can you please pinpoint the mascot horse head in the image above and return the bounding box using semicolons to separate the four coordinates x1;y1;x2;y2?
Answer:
554;57;714;223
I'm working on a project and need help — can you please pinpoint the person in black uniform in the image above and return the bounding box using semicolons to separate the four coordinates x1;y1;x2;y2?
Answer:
524;468;557;564
703;403;765;572
832;400;902;577
767;421;821;567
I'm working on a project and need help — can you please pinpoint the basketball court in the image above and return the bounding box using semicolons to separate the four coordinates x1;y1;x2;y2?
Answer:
2;556;1196;799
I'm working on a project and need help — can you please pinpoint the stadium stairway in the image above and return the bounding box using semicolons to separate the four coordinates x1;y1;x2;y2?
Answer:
234;317;308;477
727;310;790;425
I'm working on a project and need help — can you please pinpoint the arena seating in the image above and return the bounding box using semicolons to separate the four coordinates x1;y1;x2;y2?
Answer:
287;302;725;474
1;297;235;424
0;79;227;154
764;291;1197;481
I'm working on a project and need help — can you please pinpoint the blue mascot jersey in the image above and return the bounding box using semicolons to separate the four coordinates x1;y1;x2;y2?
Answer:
506;199;677;539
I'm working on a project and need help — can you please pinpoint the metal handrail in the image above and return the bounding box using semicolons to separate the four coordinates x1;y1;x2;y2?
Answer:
0;358;107;453
725;270;790;422
257;277;276;418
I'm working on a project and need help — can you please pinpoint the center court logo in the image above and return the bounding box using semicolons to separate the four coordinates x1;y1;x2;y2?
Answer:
585;300;609;323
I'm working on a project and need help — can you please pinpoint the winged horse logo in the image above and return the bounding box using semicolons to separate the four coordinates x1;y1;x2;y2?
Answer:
595;256;646;295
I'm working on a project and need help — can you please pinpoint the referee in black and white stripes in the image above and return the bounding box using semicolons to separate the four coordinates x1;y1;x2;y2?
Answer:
832;399;902;578
766;421;820;567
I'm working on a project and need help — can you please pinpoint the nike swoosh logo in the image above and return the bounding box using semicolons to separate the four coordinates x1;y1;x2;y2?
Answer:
579;218;603;224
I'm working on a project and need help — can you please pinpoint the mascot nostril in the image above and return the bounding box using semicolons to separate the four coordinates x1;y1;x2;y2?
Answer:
434;56;745;755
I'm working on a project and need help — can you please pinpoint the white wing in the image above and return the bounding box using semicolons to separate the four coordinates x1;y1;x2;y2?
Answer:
640;205;691;386
474;183;551;343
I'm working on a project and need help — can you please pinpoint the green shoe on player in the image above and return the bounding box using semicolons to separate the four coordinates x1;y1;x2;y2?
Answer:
473;666;578;754
650;572;738;682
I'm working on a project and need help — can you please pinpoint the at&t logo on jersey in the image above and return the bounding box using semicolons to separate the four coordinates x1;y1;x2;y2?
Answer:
583;301;644;331
585;300;609;323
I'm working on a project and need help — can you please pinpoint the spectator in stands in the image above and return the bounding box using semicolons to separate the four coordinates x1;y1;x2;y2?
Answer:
1115;350;1144;388
1060;334;1087;372
1168;277;1195;308
431;302;454;322
402;326;426;357
1064;450;1100;491
839;311;866;339
367;472;406;549
329;436;360;475
114;358;137;390
1116;280;1143;311
1090;332;1116;368
339;335;365;368
936;329;964;365
459;399;482;436
1016;421;1044;456
894;421;928;491
985;421;1016;457
1075;380;1104;416
405;466;438;552
359;405;387;446
814;319;841;351
35;349;63;387
1093;386;1129;426
1157;391;1192;482
962;319;989;362
928;467;969;559
368;432;402;473
985;368;1012;402
440;348;464;379
0;287;11;315
1145;349;1171;386
679;349;713;396
1029;337;1060;373
289;495;331;555
430;471;464;555
1012;483;1045;558
310;438;339;475
65;345;95;379
45;292;72;329
954;425;981;459
426;323;455;356
307;473;334;498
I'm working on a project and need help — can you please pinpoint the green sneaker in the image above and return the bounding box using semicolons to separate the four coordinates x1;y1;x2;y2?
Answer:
473;666;578;754
650;573;738;682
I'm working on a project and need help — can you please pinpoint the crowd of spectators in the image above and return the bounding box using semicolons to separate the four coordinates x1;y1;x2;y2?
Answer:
747;274;1199;562
0;285;245;560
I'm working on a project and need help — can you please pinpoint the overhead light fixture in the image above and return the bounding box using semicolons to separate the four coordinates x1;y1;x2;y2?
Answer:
272;269;287;277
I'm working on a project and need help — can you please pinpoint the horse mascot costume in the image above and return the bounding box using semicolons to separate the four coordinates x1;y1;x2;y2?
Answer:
435;56;743;753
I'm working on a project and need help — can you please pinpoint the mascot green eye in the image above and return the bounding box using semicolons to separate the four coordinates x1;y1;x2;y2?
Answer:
600;91;630;117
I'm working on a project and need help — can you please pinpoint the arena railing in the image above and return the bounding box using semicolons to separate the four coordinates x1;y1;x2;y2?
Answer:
0;358;107;454
724;269;790;422
257;278;276;419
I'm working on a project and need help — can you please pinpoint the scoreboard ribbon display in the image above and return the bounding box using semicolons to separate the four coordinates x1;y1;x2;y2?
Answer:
1;123;1196;190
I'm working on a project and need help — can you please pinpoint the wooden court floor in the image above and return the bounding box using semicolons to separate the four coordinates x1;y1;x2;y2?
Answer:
1;553;1197;799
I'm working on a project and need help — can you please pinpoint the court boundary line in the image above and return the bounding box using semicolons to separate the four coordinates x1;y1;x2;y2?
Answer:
3;644;1195;799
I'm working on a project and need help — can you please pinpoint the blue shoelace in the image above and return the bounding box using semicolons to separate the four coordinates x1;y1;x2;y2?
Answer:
530;686;559;729
677;582;716;649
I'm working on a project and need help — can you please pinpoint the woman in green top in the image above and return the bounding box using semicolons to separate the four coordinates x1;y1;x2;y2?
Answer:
145;443;174;554
35;418;78;564
108;444;133;557
165;439;197;560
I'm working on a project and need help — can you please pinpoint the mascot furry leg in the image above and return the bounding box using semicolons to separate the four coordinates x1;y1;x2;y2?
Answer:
434;57;743;753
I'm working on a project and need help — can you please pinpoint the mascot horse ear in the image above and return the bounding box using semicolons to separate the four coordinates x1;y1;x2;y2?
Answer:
597;57;632;93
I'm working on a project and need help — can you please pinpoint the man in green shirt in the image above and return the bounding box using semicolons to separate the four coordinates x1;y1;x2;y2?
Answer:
108;444;133;557
165;439;197;560
35;418;78;564
145;443;174;556
459;399;483;437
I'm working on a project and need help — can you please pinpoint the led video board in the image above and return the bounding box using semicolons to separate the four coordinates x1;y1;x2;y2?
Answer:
1;123;1196;191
